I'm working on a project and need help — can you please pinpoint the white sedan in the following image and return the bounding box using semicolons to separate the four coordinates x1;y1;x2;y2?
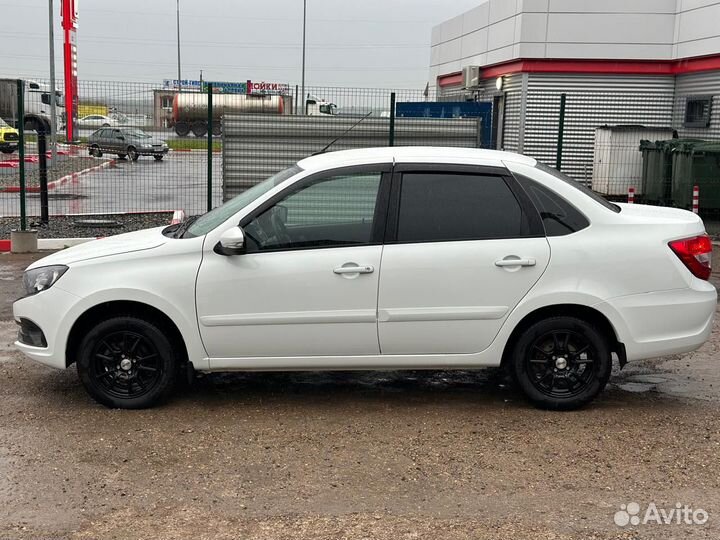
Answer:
78;114;118;128
13;147;717;410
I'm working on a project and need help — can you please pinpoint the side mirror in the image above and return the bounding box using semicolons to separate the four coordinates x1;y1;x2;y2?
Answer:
214;226;245;256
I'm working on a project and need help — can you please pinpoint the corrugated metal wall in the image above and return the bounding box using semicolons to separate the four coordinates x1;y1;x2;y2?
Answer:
524;74;675;182
222;115;482;199
674;71;720;140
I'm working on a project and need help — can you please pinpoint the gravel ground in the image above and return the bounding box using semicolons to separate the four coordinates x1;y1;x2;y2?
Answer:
0;156;105;189
0;250;717;540
0;212;173;238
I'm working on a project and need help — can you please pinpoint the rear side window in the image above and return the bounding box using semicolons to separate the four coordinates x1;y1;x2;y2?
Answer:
396;172;528;242
514;173;589;236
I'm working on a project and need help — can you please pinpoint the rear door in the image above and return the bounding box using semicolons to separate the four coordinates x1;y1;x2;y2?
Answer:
377;164;550;355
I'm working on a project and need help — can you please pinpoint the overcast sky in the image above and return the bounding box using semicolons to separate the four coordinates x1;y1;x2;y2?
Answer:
1;0;480;89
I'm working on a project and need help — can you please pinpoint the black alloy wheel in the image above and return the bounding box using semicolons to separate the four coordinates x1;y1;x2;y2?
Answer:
76;316;178;408
510;316;612;410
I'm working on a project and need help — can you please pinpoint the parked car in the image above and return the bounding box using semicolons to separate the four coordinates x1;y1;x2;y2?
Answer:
78;114;118;128
0;116;19;153
13;147;716;410
87;127;168;161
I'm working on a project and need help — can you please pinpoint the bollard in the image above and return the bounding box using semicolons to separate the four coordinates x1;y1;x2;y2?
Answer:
628;187;635;204
692;185;699;214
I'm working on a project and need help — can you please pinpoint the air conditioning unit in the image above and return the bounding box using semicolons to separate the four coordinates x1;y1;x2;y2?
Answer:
462;66;481;89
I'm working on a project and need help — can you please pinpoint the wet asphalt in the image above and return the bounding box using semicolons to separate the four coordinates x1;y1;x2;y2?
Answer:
0;151;223;218
0;249;718;539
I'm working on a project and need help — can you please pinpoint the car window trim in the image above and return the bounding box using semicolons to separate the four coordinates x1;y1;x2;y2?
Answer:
239;163;393;254
384;163;544;245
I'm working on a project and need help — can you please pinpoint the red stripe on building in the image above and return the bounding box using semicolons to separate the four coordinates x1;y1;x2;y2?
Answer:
437;54;720;86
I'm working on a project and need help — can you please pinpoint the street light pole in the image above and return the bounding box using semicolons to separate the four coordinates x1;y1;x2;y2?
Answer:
301;0;306;114
48;0;57;162
176;0;182;92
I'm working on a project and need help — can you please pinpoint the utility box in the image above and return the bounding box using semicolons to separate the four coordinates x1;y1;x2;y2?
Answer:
592;126;674;196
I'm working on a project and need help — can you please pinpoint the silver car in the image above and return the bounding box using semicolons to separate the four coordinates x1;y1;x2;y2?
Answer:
88;127;169;161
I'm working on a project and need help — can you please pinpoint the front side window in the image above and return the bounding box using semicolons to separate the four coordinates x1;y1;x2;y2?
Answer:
183;164;302;238
244;171;382;252
396;172;527;243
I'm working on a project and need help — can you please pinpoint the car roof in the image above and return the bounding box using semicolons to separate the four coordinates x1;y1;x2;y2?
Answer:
297;147;537;171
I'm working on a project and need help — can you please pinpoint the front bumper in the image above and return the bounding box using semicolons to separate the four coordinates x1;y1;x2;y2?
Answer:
13;286;80;369
138;147;169;156
597;282;717;362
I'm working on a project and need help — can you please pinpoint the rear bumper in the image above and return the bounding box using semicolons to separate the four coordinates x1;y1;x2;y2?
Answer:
597;283;717;362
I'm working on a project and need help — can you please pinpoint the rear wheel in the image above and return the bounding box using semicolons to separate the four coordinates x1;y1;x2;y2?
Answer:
191;121;207;137
127;146;139;161
509;316;612;410
76;316;178;409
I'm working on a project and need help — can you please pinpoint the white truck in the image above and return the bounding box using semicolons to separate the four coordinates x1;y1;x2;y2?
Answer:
0;79;65;133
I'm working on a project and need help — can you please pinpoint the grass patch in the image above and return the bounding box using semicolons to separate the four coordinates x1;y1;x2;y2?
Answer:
167;139;222;151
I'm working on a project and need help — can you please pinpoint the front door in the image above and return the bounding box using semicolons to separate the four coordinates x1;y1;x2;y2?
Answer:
196;165;390;360
378;165;550;355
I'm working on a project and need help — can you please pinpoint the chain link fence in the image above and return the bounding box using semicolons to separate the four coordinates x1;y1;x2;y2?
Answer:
1;79;719;237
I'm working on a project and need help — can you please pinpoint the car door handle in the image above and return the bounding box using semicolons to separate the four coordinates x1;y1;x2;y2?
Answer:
333;265;375;275
495;257;537;268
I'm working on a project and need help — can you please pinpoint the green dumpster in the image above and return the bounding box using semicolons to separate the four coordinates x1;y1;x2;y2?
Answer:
671;141;720;210
640;140;668;202
640;139;704;203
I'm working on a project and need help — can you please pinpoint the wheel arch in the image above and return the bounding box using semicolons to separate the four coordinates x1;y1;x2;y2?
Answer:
500;304;627;369
65;300;190;369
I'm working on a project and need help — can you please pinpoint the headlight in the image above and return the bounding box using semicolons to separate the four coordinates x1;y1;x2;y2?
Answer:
22;265;68;296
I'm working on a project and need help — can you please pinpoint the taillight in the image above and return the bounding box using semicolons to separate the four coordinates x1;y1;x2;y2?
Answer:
668;235;713;281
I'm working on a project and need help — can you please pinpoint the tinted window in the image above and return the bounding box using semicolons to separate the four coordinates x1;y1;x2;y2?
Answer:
245;171;382;251
514;173;589;236
396;173;526;242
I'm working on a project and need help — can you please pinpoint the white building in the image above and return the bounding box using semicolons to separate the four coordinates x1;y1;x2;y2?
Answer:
430;0;720;180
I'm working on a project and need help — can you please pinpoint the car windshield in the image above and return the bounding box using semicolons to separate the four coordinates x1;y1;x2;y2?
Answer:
126;129;150;138
536;162;621;213
181;164;303;238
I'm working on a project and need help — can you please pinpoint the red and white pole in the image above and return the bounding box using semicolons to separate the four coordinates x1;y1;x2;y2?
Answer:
628;187;635;204
692;185;700;214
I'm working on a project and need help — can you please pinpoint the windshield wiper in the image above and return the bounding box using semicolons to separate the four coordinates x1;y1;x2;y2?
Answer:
173;215;199;238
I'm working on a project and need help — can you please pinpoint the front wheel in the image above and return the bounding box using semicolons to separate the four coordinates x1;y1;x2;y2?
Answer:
76;316;178;409
509;316;612;411
1;147;15;154
154;154;164;161
89;144;102;158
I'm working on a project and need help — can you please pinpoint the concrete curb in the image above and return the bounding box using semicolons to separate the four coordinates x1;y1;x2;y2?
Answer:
1;159;115;193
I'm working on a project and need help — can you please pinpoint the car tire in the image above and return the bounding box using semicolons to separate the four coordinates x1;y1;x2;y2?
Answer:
127;146;139;161
76;315;178;409
509;316;612;411
90;144;102;158
154;155;163;161
117;154;127;159
1;148;15;154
